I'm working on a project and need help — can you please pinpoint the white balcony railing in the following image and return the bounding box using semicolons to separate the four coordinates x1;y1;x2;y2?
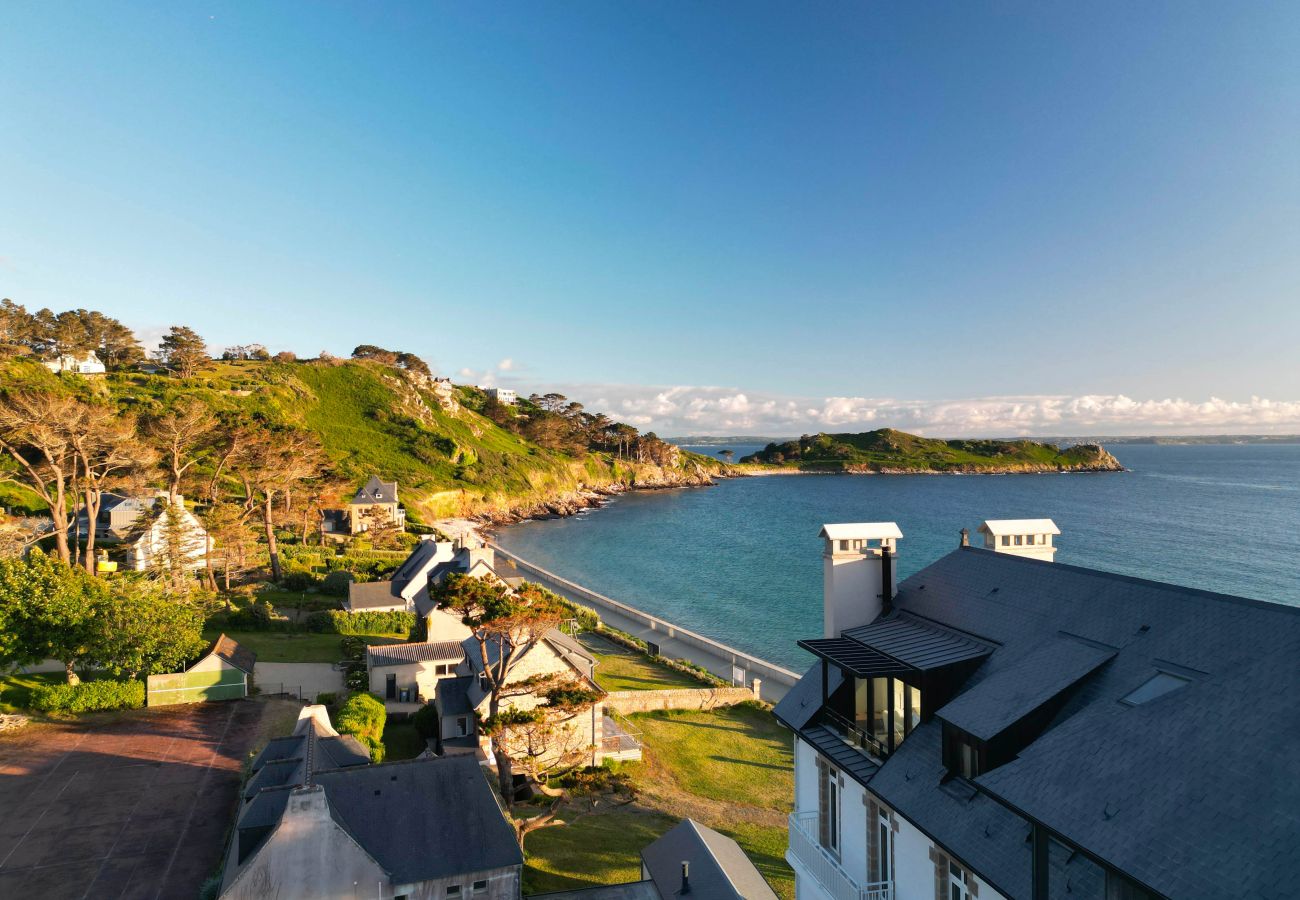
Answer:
787;811;893;900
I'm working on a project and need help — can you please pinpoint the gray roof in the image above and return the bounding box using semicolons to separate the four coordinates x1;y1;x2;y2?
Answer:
366;640;465;668
460;628;592;677
390;539;442;598
347;579;400;610
434;675;475;717
640;819;777;899
529;884;661;899
351;474;398;505
209;633;256;674
787;547;1300;900
841;612;994;670
314;755;523;883
415;559;469;616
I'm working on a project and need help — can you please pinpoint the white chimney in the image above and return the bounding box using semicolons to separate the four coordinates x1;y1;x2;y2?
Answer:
819;523;902;637
977;518;1060;562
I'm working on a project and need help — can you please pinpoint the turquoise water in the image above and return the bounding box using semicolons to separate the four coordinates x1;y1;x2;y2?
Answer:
494;444;1300;669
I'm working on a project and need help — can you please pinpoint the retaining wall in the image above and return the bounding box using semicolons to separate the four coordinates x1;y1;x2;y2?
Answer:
604;686;759;715
490;543;800;700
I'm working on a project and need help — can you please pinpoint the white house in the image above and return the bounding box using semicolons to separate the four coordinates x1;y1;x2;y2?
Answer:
486;387;516;405
775;520;1300;900
977;518;1060;562
42;351;107;376
79;492;210;571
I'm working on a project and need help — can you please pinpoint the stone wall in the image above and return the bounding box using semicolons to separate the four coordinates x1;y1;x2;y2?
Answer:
604;685;759;715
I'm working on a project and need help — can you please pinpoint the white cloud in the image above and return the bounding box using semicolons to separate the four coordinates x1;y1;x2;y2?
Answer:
497;358;515;371
518;382;1300;437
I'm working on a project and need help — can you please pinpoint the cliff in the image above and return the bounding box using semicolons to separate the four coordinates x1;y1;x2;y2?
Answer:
739;429;1124;474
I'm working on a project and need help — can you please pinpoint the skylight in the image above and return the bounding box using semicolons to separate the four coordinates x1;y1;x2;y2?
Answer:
1120;672;1191;706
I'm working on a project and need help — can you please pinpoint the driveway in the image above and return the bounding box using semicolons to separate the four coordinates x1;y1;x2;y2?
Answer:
0;700;278;899
255;662;344;702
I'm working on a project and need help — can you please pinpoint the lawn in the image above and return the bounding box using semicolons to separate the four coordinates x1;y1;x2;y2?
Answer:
578;633;700;692
382;720;425;760
522;703;795;899
0;672;64;713
200;630;407;663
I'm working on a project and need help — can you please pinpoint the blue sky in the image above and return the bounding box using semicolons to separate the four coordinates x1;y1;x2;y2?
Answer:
2;2;1298;435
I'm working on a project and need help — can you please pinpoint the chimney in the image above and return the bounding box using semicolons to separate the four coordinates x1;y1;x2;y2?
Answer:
960;527;970;547
977;519;1060;562
680;861;691;894
819;523;902;637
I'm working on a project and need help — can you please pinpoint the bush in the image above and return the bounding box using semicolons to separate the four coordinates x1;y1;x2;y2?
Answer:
345;668;369;691
336;692;387;761
315;691;338;707
29;679;145;713
305;609;416;637
411;702;440;741
320;571;353;597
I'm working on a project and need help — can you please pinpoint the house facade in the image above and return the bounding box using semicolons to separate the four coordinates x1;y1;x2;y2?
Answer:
42;351;107;376
776;521;1300;900
79;492;210;571
486;387;516;405
222;705;523;900
347;475;406;534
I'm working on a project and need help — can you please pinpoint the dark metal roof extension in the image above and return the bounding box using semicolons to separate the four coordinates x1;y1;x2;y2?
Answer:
798;637;913;678
937;637;1116;742
800;723;881;785
843;612;994;670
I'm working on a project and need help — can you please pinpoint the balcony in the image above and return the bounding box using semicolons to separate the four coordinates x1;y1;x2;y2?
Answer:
787;811;893;900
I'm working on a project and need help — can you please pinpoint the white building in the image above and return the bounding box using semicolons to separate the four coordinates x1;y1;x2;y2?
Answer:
486;387;516;405
977;518;1060;562
43;351;107;376
775;519;1299;900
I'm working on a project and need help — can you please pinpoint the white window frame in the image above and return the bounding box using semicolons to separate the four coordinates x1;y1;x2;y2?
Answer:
875;807;892;884
948;860;972;900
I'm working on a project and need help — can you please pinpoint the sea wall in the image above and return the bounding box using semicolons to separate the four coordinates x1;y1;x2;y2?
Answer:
490;544;799;703
604;686;760;715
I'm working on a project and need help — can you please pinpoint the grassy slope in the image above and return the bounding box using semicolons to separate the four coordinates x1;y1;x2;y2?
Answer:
523;704;795;898
742;427;1121;472
2;357;724;520
579;633;701;692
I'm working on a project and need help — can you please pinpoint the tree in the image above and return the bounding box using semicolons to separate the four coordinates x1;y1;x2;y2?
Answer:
202;501;256;593
0;389;86;564
144;399;219;505
358;504;402;550
0;550;102;683
335;691;387;762
229;428;325;582
159;325;208;377
432;573;569;803
70;404;150;573
90;576;206;678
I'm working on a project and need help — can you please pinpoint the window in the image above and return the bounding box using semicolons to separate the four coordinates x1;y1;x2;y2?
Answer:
472;880;488;895
874;807;892;884
1001;535;1010;546
1014;535;1023;546
435;663;453;676
447;887;462;898
457;716;469;736
948;861;971;900
943;726;982;779
817;762;841;857
1120;672;1191;706
908;684;922;732
385;673;397;700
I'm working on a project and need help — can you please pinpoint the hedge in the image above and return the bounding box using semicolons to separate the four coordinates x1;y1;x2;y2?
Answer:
305;609;417;636
29;680;145;713
336;692;387;762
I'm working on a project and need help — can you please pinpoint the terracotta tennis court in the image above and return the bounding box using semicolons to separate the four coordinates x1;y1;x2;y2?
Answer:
0;699;279;900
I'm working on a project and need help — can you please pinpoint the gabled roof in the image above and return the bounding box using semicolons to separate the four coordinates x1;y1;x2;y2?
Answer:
208;633;256;674
347;579;400;610
640;818;777;899
314;755;523;883
978;518;1060;536
390;538;444;599
819;522;903;541
366;640;465;668
351;475;398;505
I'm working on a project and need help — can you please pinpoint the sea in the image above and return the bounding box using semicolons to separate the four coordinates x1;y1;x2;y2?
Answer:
493;444;1300;670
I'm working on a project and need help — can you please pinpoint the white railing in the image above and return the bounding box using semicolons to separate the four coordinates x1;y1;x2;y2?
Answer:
787;811;893;900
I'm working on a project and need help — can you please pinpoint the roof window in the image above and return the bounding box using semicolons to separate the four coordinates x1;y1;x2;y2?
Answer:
1120;672;1190;706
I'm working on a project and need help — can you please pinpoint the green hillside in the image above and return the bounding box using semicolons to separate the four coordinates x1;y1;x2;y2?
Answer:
0;357;725;522
740;429;1123;473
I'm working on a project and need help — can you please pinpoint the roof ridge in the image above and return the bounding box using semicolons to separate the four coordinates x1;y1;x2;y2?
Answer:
955;546;1300;615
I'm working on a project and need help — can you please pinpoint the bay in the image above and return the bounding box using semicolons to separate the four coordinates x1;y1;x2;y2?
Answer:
494;444;1300;669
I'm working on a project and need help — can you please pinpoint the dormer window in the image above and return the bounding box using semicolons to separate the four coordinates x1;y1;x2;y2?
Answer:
942;723;985;779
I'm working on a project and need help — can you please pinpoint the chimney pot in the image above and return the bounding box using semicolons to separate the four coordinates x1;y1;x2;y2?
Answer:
681;861;691;894
960;527;970;547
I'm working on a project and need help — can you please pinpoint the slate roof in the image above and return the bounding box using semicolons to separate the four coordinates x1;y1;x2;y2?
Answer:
209;633;256;674
528;884;661;900
347;579;401;610
842;613;994;670
640;818;777;899
783;546;1300;900
434;675;475;717
351;475;398;505
366;640;465;668
389;538;442;599
314;755;523;883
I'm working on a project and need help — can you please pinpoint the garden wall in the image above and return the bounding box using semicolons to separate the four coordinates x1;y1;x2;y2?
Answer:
604;685;759;715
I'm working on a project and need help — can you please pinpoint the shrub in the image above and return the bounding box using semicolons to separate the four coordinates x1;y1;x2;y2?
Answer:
320;571;353;597
29;679;145;713
305;609;416;637
315;691;338;707
345;668;369;691
336;692;387;761
411;703;440;741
